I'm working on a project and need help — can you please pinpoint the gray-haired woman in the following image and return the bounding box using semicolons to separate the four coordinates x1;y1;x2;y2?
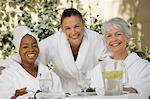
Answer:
91;17;150;99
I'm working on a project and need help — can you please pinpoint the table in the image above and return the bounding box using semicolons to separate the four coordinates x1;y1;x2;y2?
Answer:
36;92;143;99
66;94;142;99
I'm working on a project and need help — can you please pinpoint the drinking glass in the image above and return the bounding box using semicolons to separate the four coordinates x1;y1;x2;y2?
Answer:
101;60;124;96
39;78;52;93
77;71;91;94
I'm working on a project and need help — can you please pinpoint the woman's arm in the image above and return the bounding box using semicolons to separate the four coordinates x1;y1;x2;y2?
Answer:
0;66;5;74
11;87;28;99
123;87;138;93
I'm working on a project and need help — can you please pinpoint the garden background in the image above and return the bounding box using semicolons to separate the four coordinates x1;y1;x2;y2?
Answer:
0;0;149;61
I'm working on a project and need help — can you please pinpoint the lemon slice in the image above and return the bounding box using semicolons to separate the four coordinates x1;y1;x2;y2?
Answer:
102;71;123;79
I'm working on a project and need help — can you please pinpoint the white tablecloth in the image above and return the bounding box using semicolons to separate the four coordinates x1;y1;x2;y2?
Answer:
66;94;141;99
36;93;142;99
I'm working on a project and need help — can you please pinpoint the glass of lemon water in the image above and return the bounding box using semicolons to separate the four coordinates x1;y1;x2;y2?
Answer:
101;60;123;96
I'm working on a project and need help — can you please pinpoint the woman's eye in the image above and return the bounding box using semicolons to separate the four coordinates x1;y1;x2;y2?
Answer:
75;25;80;28
116;32;123;36
65;27;71;30
106;35;111;38
22;45;28;48
33;44;38;48
117;33;121;35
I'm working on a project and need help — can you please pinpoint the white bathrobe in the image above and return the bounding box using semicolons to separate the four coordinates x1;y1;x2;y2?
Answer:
0;58;63;99
38;28;107;92
91;52;150;99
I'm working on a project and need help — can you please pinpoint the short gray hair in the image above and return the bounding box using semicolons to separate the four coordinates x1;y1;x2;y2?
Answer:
101;17;132;37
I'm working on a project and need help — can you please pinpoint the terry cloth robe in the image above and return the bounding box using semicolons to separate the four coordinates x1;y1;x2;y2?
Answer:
38;28;108;92
0;59;63;99
91;52;150;99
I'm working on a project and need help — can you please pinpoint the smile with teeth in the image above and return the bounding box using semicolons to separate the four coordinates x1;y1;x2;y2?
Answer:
27;53;36;58
110;42;121;47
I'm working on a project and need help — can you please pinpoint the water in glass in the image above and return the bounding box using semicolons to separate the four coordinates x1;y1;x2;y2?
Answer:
101;60;123;96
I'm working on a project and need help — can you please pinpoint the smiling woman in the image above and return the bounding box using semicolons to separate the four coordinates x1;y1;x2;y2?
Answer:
38;8;108;93
19;34;39;77
0;26;63;99
0;8;108;94
91;17;150;99
60;8;85;60
101;17;132;60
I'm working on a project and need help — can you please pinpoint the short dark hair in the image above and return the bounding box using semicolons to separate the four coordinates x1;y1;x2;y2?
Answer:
61;8;84;24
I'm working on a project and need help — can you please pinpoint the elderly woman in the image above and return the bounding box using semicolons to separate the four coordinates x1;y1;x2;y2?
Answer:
0;26;63;99
91;17;150;99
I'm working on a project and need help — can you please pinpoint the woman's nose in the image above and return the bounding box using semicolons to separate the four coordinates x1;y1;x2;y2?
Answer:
112;35;117;41
29;47;34;51
71;28;76;35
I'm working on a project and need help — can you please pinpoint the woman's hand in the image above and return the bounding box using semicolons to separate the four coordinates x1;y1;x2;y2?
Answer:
0;66;5;74
123;87;138;93
11;87;28;99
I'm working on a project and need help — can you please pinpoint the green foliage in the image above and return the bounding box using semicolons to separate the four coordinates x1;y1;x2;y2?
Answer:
0;0;149;61
89;15;102;34
86;87;95;92
129;45;150;62
0;31;15;59
0;0;60;59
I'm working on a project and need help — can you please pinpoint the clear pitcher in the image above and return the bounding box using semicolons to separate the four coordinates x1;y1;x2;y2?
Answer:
101;60;123;96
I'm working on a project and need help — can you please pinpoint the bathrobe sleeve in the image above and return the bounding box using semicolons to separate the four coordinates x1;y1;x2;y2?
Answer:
90;63;105;95
50;70;63;93
0;54;21;68
38;33;58;65
93;34;108;62
0;58;14;68
126;59;150;99
123;52;150;99
0;69;16;98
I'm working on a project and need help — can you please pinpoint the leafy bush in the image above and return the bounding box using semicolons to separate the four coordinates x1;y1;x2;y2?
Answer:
0;0;149;62
0;0;60;59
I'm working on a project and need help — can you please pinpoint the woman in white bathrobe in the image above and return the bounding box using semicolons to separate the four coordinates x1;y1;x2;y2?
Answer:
38;8;107;93
91;17;150;99
0;8;107;93
0;26;63;99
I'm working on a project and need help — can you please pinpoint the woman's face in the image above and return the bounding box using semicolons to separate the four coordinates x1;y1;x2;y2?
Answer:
61;15;85;47
19;35;39;65
104;27;128;54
